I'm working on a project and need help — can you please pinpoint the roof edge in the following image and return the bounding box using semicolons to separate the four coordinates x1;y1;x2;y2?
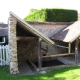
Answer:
9;11;54;45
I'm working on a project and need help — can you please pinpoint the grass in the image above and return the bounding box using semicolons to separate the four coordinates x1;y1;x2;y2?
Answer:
0;66;80;80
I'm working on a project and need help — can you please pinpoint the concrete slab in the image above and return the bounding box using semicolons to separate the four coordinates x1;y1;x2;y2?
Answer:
18;62;35;75
58;55;80;65
58;57;75;65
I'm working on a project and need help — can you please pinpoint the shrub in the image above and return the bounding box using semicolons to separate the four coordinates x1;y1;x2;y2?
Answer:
24;8;78;22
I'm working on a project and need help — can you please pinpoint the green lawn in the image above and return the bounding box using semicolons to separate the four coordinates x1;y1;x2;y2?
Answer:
0;66;80;80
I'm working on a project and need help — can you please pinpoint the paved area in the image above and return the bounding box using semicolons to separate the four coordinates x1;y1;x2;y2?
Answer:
18;62;35;75
58;55;80;65
18;57;79;75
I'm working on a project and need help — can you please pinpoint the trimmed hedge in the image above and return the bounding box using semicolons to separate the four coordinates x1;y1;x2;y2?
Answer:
24;8;78;22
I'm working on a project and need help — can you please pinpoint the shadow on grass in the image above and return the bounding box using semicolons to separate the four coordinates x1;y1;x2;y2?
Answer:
0;66;80;80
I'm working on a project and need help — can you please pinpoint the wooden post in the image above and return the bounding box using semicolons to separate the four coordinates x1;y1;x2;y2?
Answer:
46;43;48;55
42;53;74;58
68;43;71;54
38;38;42;71
75;39;79;64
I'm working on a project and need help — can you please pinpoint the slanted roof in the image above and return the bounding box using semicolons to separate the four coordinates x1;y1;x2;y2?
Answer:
9;11;54;45
51;21;80;43
0;24;8;36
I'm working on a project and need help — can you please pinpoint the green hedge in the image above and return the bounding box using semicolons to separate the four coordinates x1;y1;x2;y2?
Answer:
24;8;78;22
24;9;46;21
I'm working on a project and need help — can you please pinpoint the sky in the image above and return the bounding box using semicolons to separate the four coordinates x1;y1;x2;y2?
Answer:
0;0;80;23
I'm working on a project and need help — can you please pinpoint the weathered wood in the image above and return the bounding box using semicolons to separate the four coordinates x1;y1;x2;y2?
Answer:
38;38;42;71
68;43;71;53
42;53;74;58
75;39;79;64
46;43;49;55
16;37;37;41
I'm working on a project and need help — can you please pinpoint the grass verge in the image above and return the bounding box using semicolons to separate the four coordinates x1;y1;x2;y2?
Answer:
0;66;80;80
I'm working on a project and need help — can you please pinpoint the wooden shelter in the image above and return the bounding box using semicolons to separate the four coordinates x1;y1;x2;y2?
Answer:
51;21;80;64
8;12;55;74
8;11;80;74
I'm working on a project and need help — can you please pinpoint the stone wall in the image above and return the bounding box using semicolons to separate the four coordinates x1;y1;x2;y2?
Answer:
9;16;19;74
17;22;73;61
17;38;38;61
41;41;68;56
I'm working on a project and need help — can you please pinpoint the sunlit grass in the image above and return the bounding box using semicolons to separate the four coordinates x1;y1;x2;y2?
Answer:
0;66;80;80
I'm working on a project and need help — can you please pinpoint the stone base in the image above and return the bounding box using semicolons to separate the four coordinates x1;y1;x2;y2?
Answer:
10;62;19;75
10;68;19;75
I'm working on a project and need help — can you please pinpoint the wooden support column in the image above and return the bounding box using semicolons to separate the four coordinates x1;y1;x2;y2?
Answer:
46;43;49;55
75;39;79;64
68;42;71;54
8;16;19;74
38;38;42;71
